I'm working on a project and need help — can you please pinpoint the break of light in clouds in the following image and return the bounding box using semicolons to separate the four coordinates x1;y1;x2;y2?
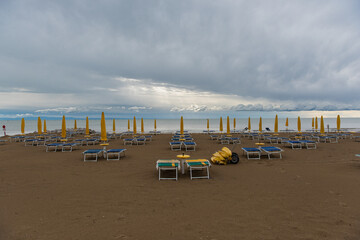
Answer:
1;0;360;118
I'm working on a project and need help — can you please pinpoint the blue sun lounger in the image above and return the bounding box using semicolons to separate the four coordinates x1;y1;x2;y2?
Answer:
156;159;180;180
46;143;63;152
62;143;79;152
83;149;103;162
242;147;261;159
185;159;211;180
106;149;127;160
183;142;196;151
299;140;317;149
25;139;38;146
170;141;182;151
260;146;283;159
286;140;302;149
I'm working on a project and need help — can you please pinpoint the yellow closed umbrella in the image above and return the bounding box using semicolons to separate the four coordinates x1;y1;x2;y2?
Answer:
43;119;47;133
85;117;90;136
274;115;278;133
180;116;184;135
320;116;325;134
141;118;144;134
21;118;25;135
248;117;251;131
37;117;42;134
74;120;77;130
128;119;130;132
337;115;341;132
207;119;209;131
285;117;289;130
312;117;314;129
315;116;318;132
233;118;236;131
259;117;262;132
61;115;66;139
154;119;157;131
297;116;301;132
219;117;223;133
113;119;116;133
133;116;137;134
226;116;230;135
100;112;107;142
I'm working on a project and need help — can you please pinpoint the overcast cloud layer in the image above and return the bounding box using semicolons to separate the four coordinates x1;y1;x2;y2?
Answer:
1;0;360;117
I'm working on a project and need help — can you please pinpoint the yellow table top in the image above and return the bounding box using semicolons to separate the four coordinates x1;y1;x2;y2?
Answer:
179;139;185;141
60;139;68;142
255;142;264;146
177;154;190;159
100;143;109;146
273;134;279;136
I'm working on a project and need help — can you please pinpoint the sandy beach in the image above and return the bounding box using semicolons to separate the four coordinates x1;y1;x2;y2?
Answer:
1;132;360;240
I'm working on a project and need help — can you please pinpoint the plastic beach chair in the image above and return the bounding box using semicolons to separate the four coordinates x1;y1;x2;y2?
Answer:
106;149;127;160
83;149;103;162
260;146;283;159
62;143;79;152
185;159;211;180
183;142;196;151
299;140;317;149
170;142;182;151
46;143;63;152
241;147;261;159
286;140;302;149
156;159;180;180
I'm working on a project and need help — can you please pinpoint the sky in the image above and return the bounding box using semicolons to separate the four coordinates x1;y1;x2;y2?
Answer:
1;0;360;119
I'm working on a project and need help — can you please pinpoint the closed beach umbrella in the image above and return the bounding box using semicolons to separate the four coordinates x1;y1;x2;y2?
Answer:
180;116;184;135
141;118;144;134
154;119;157;130
285;117;289;129
37;117;42;134
100;112;107;142
133;116;137;134
61;115;66;139
85;117;89;136
21;118;25;135
233;118;236;131
207;119;209;130
226;116;230;135
43;119;47;133
128;119;130;132
297;116;301;132
315;116;318;131
312;117;314;129
248;117;251;131
320;116;325;134
337;115;341;132
219;117;223;133
259;117;262;132
274;115;278;133
113;119;116;133
74;120;77;130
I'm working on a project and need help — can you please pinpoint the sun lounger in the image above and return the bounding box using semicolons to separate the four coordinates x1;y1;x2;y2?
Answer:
123;138;134;145
170;141;182;151
266;137;279;144
62;143;79;152
106;149;127;160
46;143;63;152
210;135;219;140
183;142;196;151
144;135;152;141
10;136;25;142
134;138;146;145
75;139;88;146
285;140;302;149
25;139;38;146
299;140;317;149
156;159;180;180
242;147;261;159
219;136;230;144
86;138;99;145
260;146;283;159
83;149;103;162
185;159;211;180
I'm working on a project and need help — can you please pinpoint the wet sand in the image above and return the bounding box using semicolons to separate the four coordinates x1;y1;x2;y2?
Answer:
1;133;360;240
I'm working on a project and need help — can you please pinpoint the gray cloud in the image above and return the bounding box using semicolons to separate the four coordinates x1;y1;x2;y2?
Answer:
1;0;360;111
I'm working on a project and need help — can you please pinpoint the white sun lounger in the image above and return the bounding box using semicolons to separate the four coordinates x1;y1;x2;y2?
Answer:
185;159;211;180
260;146;283;159
83;149;103;162
183;142;196;151
242;147;261;159
106;149;127;160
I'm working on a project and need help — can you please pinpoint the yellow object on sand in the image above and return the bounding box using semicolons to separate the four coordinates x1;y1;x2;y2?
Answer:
297;116;301;132
248;117;251;131
61;115;66;139
43;120;47;133
274;115;278;133
180;116;184;135
320;116;325;134
259;117;262;132
219;117;223;133
211;147;232;165
37;117;42;134
85;117;89;136
100;112;107;142
337;115;341;132
226;116;230;135
21;118;25;135
133;116;137;134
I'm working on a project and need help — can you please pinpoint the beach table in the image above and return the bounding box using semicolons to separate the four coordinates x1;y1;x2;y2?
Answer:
177;154;190;174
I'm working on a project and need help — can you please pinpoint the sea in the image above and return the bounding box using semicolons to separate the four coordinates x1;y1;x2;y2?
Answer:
1;118;360;136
